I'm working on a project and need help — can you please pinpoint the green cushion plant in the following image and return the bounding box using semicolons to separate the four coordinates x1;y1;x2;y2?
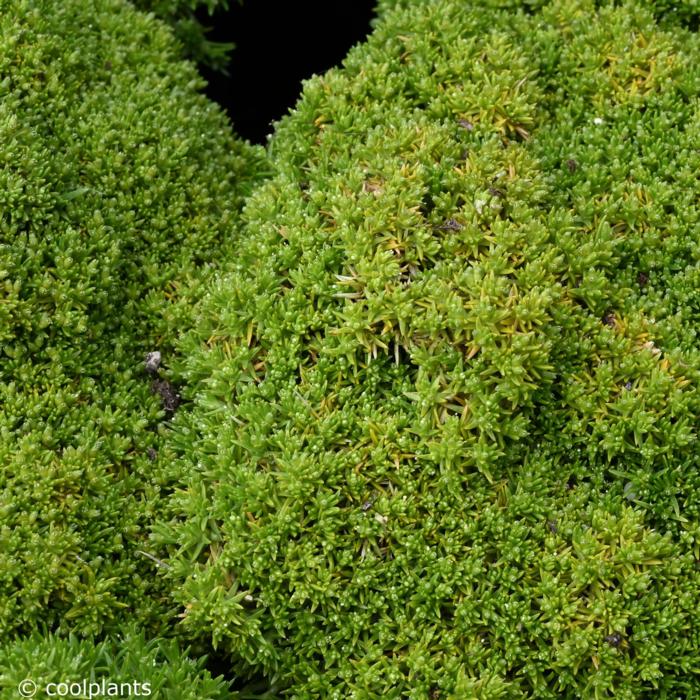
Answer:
133;0;236;71
0;624;231;700
0;0;266;643
152;0;700;696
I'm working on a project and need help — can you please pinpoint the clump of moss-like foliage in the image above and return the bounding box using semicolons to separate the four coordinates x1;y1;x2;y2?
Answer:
0;624;230;700
0;0;265;645
154;0;700;696
134;0;235;71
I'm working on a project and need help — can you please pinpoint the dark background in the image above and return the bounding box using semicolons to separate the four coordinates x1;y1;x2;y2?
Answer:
195;1;377;144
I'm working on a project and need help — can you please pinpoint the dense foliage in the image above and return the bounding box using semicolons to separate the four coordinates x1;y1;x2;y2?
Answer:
153;0;700;697
0;0;265;643
133;0;235;70
0;625;230;700
6;0;700;696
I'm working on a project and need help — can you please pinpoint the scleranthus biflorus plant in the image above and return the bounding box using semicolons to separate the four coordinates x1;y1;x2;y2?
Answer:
0;0;266;642
153;0;700;697
0;624;231;700
133;0;236;71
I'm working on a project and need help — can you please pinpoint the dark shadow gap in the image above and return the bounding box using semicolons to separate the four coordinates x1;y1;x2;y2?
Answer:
204;647;276;697
195;1;377;144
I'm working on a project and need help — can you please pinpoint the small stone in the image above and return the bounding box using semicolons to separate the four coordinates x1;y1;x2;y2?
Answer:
605;632;622;647
145;351;161;374
438;218;463;231
603;313;616;327
151;378;181;413
146;447;157;461
624;381;633;391
458;118;474;131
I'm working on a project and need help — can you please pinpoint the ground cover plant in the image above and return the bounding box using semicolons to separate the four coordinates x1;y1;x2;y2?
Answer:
0;0;265;678
135;0;236;70
0;625;230;700
151;0;700;697
6;0;700;697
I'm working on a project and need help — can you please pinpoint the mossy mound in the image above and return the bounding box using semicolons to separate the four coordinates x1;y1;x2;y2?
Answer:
0;0;266;640
134;0;235;70
0;624;231;700
157;0;700;696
